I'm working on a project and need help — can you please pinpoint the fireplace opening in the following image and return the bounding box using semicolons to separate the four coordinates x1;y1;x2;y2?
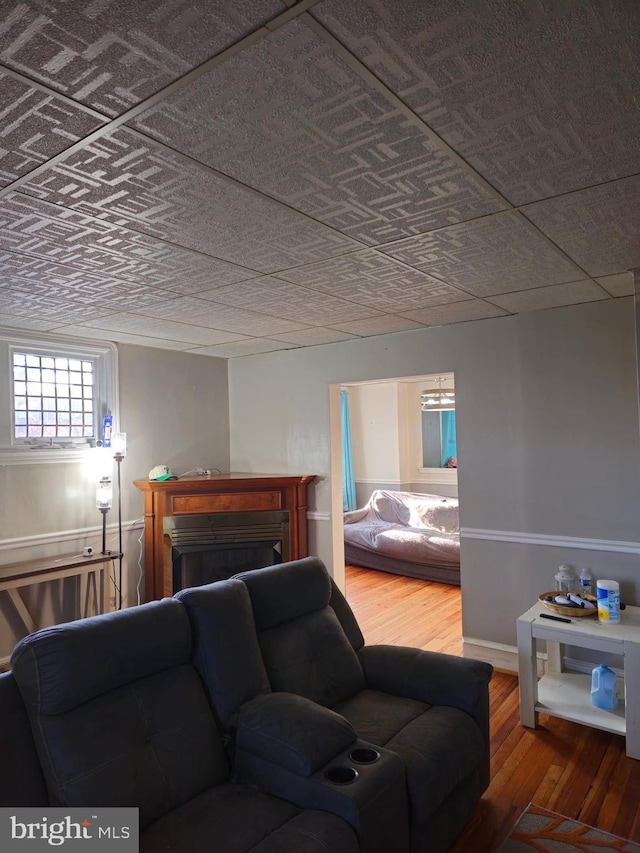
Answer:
163;511;289;595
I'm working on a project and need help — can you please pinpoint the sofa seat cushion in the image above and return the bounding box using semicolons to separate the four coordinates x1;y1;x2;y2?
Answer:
333;690;485;821
139;782;358;853
332;689;429;745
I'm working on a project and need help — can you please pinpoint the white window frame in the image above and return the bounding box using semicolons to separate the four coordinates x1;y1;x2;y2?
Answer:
0;330;118;465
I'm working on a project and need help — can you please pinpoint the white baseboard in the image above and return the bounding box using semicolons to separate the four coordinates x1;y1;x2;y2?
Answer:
463;636;545;676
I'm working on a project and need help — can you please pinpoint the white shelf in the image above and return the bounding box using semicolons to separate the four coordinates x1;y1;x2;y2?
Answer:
536;672;626;736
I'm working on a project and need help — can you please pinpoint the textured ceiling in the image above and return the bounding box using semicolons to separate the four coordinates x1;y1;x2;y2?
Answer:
0;0;638;358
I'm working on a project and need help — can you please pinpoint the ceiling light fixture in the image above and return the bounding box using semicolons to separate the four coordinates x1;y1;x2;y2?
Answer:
421;377;455;411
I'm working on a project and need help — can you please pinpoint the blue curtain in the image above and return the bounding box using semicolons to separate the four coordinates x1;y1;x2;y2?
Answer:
341;389;357;511
440;411;457;467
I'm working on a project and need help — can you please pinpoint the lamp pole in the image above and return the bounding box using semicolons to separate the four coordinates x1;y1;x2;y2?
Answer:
112;433;127;610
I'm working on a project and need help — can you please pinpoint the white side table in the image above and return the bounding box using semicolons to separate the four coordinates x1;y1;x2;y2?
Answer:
516;600;640;760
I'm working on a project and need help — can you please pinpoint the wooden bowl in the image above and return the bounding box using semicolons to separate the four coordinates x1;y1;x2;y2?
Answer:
538;591;598;617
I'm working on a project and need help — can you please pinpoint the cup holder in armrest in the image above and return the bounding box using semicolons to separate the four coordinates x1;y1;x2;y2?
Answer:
349;747;381;765
325;765;358;785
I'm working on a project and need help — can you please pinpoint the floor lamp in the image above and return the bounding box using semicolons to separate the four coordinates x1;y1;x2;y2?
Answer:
112;433;126;610
96;475;112;555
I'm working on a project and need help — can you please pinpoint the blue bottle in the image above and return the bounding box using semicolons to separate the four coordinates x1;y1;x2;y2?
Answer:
590;664;618;710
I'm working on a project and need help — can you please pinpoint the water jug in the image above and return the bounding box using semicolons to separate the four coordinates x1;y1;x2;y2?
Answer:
590;664;618;710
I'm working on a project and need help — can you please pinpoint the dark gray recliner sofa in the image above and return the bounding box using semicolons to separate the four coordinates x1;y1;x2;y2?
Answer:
6;598;360;853
178;557;493;853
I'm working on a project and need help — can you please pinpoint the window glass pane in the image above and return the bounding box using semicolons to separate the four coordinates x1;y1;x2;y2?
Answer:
11;350;96;444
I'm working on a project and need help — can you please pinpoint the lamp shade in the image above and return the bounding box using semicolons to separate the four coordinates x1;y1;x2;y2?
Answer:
112;432;127;458
96;475;113;510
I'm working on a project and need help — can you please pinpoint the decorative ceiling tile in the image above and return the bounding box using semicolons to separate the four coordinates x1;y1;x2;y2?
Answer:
486;280;608;313
72;313;246;346
199;277;380;324
137;295;310;337
128;17;505;245
315;0;640;204
275;248;466;311
0;0;634;356
0;72;105;187
189;339;299;357
522;177;640;278
0;1;284;116
402;300;508;326
0;251;179;310
595;273;634;298
0;192;258;293
0;287;115;324
271;328;358;346
0;314;63;332
51;325;198;351
380;213;580;296
328;314;424;336
21;128;360;271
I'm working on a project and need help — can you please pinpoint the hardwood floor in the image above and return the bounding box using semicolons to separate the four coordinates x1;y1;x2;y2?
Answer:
345;565;640;851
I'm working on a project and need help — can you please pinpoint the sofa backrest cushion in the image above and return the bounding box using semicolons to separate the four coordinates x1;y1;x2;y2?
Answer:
0;672;48;806
369;490;459;533
10;599;228;827
175;579;271;733
236;560;365;708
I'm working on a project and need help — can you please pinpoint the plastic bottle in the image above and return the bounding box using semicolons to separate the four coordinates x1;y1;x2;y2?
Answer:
590;664;618;710
579;568;593;596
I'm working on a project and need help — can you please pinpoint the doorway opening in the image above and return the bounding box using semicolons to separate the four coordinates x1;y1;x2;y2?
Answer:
330;373;462;647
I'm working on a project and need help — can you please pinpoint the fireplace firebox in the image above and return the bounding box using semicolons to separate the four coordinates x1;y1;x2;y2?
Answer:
164;511;289;592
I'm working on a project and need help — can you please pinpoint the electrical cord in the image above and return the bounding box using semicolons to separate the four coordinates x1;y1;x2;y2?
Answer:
177;467;223;478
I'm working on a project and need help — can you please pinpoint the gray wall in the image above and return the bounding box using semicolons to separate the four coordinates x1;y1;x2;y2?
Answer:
228;297;640;650
0;344;229;659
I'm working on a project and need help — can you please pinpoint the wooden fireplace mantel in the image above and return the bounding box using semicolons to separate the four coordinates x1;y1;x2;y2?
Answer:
133;472;316;601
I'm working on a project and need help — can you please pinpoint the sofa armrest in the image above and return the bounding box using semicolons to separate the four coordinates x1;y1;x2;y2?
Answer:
237;692;357;777
236;693;409;853
358;645;492;721
343;508;368;524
